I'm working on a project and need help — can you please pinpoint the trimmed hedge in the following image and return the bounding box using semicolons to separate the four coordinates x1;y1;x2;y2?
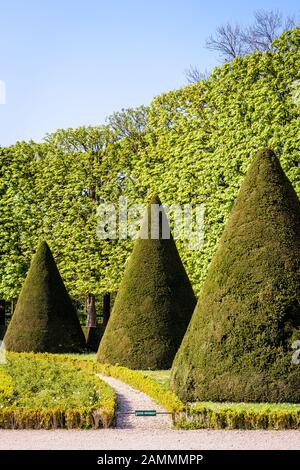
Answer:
97;196;196;369
98;363;184;413
171;149;300;403
4;241;86;353
175;402;300;430
0;353;116;429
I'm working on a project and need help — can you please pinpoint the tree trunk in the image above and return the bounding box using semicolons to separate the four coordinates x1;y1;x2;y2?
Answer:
86;293;96;327
103;293;111;328
0;300;5;326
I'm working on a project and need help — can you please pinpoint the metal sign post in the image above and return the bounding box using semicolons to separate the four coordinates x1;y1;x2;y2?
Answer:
116;410;172;416
135;410;157;417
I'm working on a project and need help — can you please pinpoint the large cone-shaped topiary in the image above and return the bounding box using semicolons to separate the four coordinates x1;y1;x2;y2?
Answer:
97;195;196;369
4;241;85;353
171;149;300;402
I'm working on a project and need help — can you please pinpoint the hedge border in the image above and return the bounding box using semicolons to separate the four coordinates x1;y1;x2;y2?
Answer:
97;364;300;430
3;355;300;430
174;402;300;430
97;363;184;413
0;353;116;429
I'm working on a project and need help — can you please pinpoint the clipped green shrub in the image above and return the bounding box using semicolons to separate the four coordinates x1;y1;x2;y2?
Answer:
4;241;86;353
0;353;116;429
171;149;300;403
175;402;300;430
98;363;184;413
97;196;196;369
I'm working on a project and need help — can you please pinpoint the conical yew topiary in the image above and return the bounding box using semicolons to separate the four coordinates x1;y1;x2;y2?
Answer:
171;149;300;403
4;241;85;353
97;195;196;369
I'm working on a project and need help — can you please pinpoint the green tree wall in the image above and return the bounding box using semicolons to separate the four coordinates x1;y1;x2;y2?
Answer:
0;29;299;304
131;28;300;293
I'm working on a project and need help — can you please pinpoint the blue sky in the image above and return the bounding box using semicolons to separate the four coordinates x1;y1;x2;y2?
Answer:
0;0;299;146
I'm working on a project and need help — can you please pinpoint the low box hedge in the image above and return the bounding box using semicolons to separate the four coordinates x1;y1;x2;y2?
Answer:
0;353;116;429
3;353;299;430
174;402;300;430
96;364;300;430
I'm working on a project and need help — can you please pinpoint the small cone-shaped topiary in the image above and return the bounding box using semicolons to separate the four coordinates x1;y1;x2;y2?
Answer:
171;149;300;403
97;195;196;369
4;241;85;353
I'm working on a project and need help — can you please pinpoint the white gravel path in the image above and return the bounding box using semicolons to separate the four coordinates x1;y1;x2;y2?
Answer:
97;374;171;430
0;429;299;450
0;375;299;450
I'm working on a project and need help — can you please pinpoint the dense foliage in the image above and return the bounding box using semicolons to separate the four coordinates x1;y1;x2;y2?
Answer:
97;196;196;369
0;29;299;304
4;241;86;352
0;366;13;399
171;149;300;403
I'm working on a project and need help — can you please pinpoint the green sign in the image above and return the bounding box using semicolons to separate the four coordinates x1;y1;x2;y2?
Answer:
135;410;157;417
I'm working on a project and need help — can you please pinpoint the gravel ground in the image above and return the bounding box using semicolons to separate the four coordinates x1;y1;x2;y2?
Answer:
0;375;299;450
0;429;299;450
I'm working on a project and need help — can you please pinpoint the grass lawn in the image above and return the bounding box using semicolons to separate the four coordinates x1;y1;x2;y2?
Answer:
140;370;171;389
